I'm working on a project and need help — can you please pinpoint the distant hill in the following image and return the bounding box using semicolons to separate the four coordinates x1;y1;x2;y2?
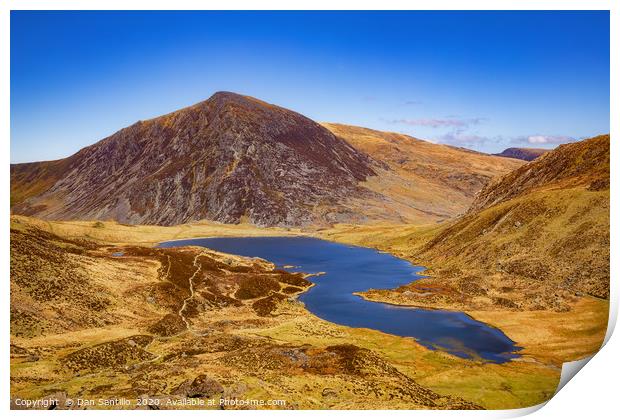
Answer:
11;92;522;227
322;123;523;223
494;147;548;161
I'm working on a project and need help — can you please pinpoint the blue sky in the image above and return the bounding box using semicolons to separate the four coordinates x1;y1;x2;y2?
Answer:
11;11;609;163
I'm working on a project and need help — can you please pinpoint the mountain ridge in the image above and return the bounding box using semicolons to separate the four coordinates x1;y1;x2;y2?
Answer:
471;135;609;213
11;92;523;227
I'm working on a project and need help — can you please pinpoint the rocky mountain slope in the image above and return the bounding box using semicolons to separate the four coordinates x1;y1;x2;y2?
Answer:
494;147;548;161
11;93;522;227
11;92;377;226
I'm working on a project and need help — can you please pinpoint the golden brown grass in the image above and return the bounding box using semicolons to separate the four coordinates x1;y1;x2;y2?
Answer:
11;214;301;246
468;298;609;366
323;123;523;224
314;136;609;371
11;215;562;409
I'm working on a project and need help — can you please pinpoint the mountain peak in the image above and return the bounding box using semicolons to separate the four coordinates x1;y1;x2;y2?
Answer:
11;93;376;226
208;90;249;101
205;91;276;110
208;90;255;104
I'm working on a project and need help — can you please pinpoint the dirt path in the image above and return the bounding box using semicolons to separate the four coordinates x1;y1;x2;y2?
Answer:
177;253;210;337
134;252;210;368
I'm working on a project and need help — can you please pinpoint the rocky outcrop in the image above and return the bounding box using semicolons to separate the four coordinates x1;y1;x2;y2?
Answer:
173;375;224;398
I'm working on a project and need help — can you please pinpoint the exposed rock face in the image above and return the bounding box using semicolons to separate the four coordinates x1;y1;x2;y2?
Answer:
494;147;548;162
11;92;376;226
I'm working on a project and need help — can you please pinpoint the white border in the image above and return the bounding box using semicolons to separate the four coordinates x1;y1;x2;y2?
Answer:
2;2;616;419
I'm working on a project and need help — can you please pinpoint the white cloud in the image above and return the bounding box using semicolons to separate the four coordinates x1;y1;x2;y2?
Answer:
387;117;485;129
435;129;500;148
509;135;576;146
526;135;575;145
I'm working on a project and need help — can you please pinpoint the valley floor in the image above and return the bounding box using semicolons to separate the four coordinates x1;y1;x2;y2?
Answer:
10;216;608;410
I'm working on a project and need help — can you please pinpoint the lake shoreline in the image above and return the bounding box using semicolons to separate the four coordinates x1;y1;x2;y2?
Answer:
11;215;566;409
159;236;521;363
16;215;606;367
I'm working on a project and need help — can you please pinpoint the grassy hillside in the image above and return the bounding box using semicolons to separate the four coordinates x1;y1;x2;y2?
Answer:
11;216;562;409
471;135;609;213
318;135;610;366
323;123;523;223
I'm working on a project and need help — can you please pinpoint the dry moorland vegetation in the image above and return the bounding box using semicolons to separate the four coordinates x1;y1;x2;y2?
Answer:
318;135;610;366
11;216;564;410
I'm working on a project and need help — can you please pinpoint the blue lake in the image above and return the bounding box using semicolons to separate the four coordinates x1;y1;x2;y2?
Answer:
158;236;520;363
